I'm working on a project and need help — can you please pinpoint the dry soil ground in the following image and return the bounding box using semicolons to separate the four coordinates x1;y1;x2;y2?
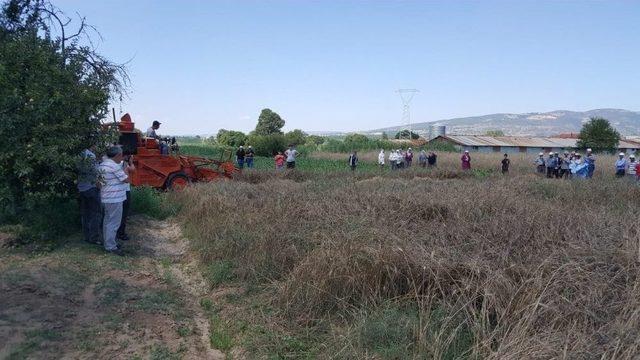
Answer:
0;216;225;360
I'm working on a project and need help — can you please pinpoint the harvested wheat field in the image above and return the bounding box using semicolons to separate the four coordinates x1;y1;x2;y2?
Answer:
174;166;640;359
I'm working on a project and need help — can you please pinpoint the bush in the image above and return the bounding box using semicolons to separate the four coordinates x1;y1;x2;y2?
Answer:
246;133;287;156
216;129;247;147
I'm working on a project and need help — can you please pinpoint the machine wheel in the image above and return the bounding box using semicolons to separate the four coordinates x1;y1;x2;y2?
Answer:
165;172;190;190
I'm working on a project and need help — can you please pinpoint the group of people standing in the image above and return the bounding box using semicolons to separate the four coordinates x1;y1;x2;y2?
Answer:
236;144;300;170
375;149;438;170
78;144;133;256
534;149;596;179
614;152;639;179
235;145;255;169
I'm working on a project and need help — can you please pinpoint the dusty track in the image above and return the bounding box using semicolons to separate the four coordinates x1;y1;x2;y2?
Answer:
0;215;224;359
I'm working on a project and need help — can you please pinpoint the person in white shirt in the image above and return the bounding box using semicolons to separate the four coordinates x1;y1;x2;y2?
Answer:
284;145;299;169
146;120;169;155
378;150;385;168
389;150;397;170
627;154;638;180
146;120;161;139
98;146;131;256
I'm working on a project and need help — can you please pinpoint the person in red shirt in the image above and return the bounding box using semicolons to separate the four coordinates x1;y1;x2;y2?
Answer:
274;151;286;171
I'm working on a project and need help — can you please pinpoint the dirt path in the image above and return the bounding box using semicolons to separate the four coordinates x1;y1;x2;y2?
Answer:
0;215;225;359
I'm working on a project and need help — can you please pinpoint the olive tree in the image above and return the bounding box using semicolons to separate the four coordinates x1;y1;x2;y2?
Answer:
0;0;127;216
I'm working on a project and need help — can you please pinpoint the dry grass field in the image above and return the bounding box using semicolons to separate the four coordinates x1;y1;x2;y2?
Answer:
174;152;640;358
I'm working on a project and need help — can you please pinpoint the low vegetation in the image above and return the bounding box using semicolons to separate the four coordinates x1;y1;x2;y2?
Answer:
174;154;640;358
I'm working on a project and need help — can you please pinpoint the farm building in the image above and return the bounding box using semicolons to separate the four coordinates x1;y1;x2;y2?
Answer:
429;135;640;154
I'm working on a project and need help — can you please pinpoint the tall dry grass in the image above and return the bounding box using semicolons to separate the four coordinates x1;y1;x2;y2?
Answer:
176;155;640;358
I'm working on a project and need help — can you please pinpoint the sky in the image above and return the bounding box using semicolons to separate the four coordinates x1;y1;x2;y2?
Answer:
54;0;640;135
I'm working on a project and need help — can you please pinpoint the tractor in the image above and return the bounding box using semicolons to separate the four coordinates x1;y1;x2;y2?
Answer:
116;113;238;189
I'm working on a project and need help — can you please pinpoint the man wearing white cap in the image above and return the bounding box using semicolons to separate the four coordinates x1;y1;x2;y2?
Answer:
585;148;596;178
534;152;546;174
615;153;627;177
546;152;557;178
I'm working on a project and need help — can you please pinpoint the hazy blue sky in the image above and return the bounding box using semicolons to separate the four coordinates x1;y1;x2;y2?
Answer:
55;0;640;135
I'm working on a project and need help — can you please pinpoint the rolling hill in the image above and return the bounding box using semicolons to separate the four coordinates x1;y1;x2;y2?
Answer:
369;109;640;137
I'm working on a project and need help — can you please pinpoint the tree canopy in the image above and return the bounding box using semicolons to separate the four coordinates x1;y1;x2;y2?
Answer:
395;130;420;140
216;129;246;147
0;0;127;214
254;108;285;135
576;117;620;153
284;129;307;146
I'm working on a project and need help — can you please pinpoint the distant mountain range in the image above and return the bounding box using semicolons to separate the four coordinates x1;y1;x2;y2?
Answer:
366;109;640;137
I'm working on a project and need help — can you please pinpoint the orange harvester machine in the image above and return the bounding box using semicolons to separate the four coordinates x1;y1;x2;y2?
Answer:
117;113;237;189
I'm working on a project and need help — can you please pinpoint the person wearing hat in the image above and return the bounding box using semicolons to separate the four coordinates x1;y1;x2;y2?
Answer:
585;148;596;178
627;154;638;181
378;149;386;169
570;153;589;179
98;145;130;256
245;145;255;168
546;152;557;178
461;150;471;170
146;120;169;155
615;153;627;178
534;152;546;174
236;145;246;169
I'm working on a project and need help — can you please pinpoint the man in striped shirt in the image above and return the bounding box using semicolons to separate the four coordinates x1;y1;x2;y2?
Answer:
98;146;132;256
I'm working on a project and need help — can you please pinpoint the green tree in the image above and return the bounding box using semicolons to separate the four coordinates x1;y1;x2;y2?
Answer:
216;129;246;147
285;129;307;146
0;0;126;215
394;130;419;140
254;108;285;135
576;117;620;153
381;132;389;140
246;133;287;157
485;130;505;136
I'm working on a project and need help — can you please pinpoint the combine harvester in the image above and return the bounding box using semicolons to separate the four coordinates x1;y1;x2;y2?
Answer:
116;113;237;189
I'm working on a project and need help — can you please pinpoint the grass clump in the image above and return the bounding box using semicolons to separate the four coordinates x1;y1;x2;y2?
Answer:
209;314;233;352
356;305;418;358
204;260;235;287
130;186;177;219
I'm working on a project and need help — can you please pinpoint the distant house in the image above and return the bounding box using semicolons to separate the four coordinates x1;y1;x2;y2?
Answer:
429;135;640;154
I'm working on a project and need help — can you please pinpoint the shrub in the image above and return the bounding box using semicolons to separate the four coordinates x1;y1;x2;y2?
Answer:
216;129;247;147
246;133;287;156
